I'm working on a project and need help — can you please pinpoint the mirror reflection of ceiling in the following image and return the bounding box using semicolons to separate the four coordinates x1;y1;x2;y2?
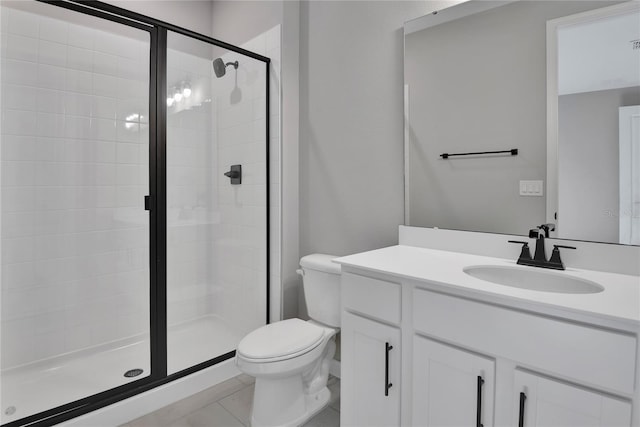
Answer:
558;10;640;95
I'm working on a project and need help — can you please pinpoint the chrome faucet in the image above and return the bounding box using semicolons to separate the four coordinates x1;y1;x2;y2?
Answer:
508;224;575;270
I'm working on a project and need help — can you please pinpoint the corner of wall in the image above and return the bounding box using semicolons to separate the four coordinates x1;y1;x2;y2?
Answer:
280;0;301;320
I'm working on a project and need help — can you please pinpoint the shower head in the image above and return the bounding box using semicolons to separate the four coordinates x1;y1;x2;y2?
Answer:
213;58;239;78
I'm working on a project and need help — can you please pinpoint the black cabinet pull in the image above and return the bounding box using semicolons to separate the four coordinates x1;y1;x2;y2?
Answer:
385;342;393;396
518;392;526;427
476;376;484;427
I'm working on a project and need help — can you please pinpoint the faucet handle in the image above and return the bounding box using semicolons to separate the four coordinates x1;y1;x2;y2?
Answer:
508;240;532;262
508;240;529;245
529;229;542;239
548;245;576;270
553;244;576;250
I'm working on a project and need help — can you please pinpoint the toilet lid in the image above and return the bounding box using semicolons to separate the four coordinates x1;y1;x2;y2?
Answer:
237;318;325;360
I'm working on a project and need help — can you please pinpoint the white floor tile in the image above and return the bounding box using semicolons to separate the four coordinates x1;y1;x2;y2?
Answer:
122;375;341;427
218;385;254;426
169;402;245;427
302;406;340;427
236;374;255;386
127;378;246;427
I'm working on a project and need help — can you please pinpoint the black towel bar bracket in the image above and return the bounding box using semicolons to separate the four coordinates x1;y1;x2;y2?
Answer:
440;149;518;159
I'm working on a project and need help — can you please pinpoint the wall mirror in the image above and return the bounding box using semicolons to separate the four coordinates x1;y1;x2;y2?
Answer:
404;0;640;245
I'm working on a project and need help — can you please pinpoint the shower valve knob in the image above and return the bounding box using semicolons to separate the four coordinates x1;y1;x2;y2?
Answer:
224;165;242;185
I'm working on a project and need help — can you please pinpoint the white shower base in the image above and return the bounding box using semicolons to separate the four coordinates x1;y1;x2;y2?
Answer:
1;315;242;424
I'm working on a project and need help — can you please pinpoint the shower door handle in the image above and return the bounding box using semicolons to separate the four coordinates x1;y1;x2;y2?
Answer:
224;164;242;185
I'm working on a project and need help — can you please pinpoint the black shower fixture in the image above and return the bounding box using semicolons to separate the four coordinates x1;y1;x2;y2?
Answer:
213;58;239;78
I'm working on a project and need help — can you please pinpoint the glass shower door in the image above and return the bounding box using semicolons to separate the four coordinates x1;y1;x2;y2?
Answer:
0;2;153;423
166;31;268;374
1;1;270;424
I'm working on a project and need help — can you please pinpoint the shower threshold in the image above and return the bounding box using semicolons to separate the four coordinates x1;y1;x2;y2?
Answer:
1;315;241;424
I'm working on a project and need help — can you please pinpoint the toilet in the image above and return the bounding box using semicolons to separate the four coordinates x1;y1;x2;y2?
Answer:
235;254;341;427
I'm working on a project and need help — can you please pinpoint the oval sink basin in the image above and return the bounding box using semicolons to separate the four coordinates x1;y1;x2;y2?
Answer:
463;265;604;294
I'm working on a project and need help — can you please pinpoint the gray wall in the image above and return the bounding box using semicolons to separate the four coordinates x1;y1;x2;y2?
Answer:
558;87;640;243
105;1;213;36
299;0;436;257
405;1;613;236
211;1;283;44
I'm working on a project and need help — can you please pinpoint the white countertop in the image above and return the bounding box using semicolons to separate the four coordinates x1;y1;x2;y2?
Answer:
335;245;640;328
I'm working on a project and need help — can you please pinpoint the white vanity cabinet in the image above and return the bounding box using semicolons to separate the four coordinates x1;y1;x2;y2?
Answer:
338;264;637;427
412;336;495;427
341;311;401;427
341;273;402;427
512;370;632;427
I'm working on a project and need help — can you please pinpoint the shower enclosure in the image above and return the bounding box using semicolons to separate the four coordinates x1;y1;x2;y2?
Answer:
0;1;269;425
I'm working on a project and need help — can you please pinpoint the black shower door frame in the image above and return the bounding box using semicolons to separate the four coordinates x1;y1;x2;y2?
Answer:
4;1;270;426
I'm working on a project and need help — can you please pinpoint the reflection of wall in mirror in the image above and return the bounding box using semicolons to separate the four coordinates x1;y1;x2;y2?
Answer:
405;0;623;237
556;5;640;244
558;89;640;243
618;105;640;245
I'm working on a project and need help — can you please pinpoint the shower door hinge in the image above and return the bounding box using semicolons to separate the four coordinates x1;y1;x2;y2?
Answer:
144;195;153;211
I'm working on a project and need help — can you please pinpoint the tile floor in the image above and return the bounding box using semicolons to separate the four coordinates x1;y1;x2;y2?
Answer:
121;375;340;427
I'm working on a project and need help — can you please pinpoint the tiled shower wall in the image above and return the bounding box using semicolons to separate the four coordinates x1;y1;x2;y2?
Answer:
0;7;151;369
165;48;216;326
0;5;281;371
212;35;266;339
166;26;281;339
212;26;281;336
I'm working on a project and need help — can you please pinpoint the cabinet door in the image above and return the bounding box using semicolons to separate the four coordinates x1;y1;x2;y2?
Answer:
341;311;401;427
412;335;495;427
512;370;632;427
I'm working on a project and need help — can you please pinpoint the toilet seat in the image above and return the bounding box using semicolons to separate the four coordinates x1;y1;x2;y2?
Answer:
237;319;325;363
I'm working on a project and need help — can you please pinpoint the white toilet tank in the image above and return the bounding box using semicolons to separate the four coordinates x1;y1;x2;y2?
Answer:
299;254;341;327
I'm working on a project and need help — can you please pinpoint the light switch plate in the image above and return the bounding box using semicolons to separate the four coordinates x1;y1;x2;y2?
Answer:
519;180;544;196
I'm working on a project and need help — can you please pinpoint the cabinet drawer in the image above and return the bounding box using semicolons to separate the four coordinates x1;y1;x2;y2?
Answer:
342;273;401;324
413;288;637;394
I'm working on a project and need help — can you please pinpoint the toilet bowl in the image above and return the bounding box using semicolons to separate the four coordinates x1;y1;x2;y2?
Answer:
235;254;341;427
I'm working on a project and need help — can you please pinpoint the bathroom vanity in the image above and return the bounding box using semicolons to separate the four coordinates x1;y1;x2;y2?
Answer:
392;1;640;423
335;228;640;427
